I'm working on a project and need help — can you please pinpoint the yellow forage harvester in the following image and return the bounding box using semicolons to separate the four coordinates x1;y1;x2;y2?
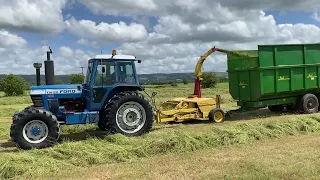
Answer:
154;47;251;124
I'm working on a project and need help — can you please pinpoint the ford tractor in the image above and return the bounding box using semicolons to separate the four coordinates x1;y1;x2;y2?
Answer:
10;50;155;150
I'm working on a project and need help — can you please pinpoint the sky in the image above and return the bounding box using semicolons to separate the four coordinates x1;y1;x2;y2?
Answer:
0;0;320;75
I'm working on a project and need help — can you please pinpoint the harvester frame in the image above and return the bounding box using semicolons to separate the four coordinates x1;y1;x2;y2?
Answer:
155;95;223;123
154;47;227;124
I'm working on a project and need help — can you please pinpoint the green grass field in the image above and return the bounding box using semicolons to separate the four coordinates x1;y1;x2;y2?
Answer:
0;82;320;179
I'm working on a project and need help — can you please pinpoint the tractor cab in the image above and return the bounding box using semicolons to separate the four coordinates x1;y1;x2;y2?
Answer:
83;50;142;111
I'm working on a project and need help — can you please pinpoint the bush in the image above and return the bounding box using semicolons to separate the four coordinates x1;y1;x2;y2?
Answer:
170;82;178;87
56;77;63;84
0;74;28;96
182;78;188;85
69;74;84;84
202;72;218;88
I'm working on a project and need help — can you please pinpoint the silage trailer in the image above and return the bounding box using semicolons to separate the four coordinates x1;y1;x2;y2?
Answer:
226;43;320;114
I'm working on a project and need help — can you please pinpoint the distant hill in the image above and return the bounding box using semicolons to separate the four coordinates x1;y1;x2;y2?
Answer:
0;72;228;85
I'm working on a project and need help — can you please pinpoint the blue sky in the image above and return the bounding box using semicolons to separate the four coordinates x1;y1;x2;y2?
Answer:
0;0;320;75
265;10;319;24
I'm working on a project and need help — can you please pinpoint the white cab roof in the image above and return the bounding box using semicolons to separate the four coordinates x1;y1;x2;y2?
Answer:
94;54;136;60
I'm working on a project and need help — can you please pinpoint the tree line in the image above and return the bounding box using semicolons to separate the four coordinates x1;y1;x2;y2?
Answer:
0;74;84;96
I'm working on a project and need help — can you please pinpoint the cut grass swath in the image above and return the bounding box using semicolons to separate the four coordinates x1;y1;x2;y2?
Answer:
1;117;320;179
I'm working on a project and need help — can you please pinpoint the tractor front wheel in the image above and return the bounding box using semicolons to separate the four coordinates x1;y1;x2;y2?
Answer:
10;107;60;150
102;91;154;136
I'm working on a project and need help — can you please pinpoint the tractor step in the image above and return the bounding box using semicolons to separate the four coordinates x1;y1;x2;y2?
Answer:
58;121;66;125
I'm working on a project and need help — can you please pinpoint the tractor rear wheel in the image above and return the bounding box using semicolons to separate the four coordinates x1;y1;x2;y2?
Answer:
102;91;154;136
10;107;60;150
208;108;225;123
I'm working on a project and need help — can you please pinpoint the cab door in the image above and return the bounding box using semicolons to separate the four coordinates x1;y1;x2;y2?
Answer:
89;61;117;110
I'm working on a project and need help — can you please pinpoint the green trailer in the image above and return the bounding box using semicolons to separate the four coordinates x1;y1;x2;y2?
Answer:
227;43;320;114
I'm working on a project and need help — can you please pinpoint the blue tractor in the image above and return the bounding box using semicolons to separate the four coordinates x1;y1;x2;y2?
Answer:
10;50;155;150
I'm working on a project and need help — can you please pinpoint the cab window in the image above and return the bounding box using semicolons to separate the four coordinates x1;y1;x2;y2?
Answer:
117;61;136;83
94;61;116;86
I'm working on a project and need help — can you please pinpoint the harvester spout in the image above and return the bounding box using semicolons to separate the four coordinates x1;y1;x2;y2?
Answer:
193;47;219;98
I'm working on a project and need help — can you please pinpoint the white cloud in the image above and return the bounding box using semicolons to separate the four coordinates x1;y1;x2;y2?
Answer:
65;17;149;42
78;0;158;16
0;45;91;75
118;41;230;74
76;38;100;48
0;30;27;48
0;0;66;33
118;9;320;74
76;39;90;46
312;12;320;22
220;0;320;12
0;31;91;75
79;0;320;19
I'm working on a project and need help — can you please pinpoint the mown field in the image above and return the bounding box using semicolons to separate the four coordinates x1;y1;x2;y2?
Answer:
0;82;320;179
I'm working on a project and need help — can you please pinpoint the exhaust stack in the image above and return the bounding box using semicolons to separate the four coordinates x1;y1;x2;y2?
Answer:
44;47;55;85
33;63;42;86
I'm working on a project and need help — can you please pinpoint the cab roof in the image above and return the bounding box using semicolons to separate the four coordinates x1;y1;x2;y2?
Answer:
93;54;136;60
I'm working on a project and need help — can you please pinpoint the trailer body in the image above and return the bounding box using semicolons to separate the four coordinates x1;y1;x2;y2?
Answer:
227;43;320;109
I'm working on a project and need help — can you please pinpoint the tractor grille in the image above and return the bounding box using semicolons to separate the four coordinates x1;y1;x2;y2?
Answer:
31;95;43;107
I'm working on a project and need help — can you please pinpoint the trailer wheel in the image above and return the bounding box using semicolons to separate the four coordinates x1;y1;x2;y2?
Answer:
208;108;225;123
300;94;319;114
268;105;284;112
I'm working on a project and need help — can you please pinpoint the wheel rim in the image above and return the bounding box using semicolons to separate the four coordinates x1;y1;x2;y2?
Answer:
307;98;317;110
22;120;49;144
214;111;224;122
116;101;146;134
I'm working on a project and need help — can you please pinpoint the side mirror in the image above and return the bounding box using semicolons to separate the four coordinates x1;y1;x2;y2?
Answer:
137;60;141;63
102;66;105;73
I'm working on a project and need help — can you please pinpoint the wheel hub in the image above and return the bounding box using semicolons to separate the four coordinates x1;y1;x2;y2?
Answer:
116;101;146;133
307;98;316;109
123;108;141;126
31;127;41;136
23;120;48;144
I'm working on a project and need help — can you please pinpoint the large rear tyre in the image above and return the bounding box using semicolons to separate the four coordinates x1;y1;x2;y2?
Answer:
98;111;109;131
102;91;154;136
10;107;60;150
98;119;108;131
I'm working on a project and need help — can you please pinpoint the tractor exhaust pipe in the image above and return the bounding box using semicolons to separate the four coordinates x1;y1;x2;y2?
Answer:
44;47;55;85
33;63;42;86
